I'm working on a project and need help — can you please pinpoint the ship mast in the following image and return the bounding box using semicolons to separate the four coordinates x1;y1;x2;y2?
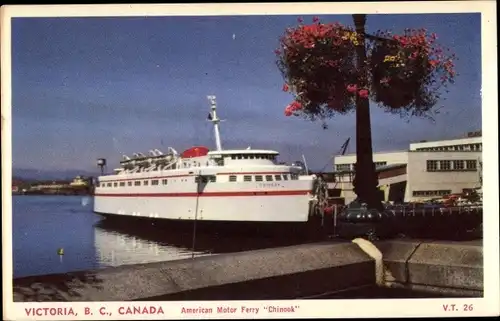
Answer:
207;95;222;151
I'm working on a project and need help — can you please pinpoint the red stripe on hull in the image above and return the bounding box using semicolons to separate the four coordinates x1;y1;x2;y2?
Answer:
94;190;311;197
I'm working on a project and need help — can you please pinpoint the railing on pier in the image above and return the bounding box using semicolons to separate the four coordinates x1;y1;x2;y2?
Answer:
320;204;483;240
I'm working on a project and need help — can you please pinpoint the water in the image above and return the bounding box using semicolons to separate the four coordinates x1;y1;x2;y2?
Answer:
12;196;320;278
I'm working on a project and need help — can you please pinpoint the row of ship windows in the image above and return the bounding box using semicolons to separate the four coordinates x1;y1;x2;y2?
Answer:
98;174;299;188
225;173;298;182
426;160;478;172
229;154;277;161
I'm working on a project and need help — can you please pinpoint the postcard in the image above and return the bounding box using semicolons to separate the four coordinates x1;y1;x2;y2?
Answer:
1;2;499;320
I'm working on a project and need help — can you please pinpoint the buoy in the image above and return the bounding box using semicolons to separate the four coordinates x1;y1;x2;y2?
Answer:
57;248;64;256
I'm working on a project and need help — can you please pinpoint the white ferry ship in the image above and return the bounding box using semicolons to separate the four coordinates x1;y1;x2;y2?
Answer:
93;96;317;227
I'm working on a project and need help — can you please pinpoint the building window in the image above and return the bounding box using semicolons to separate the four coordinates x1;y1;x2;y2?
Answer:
274;175;282;181
143;180;149;186
152;180;159;186
440;160;451;171
255;175;263;182
134;181;141;186
336;164;351;172
426;160;438;172
412;190;451;197
265;175;273;181
453;160;464;170
119;182;125;187
466;160;477;170
229;175;237;182
244;175;252;182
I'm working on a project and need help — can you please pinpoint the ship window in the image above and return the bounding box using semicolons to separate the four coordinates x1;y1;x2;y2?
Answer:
143;180;149;186
250;155;255;159
209;176;216;183
231;155;236;160
283;174;288;181
291;174;299;180
274;175;282;181
244;175;252;182
128;181;132;186
152;180;159;185
107;183;112;187
195;177;199;183
134;181;141;186
113;182;118;187
265;175;273;181
162;179;168;185
119;182;125;187
255;175;263;182
229;175;237;182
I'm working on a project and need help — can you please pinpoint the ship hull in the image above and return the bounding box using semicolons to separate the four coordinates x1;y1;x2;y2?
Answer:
94;211;323;238
93;192;313;223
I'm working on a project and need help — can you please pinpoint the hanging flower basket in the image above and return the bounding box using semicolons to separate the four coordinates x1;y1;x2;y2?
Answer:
368;29;457;113
276;18;361;118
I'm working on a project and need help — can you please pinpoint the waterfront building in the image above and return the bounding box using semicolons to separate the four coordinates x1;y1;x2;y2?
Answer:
333;131;482;203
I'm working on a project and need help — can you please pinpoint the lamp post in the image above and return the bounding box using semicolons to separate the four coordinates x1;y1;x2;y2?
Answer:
337;14;393;241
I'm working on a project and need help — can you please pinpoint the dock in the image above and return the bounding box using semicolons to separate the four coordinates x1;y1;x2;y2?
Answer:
12;238;482;302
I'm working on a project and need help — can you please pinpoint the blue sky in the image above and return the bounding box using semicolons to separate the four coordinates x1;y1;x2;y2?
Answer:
11;13;481;172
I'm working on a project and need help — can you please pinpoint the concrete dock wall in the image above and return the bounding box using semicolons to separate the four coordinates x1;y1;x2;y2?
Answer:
375;240;483;297
13;242;374;302
13;239;483;302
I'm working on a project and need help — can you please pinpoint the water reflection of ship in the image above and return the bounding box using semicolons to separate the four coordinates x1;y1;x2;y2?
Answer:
94;220;209;267
94;219;320;267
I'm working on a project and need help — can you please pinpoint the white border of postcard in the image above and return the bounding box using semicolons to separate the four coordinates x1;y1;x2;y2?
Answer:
2;2;499;319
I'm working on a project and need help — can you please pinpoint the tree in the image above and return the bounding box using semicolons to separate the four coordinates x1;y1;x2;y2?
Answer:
276;14;457;211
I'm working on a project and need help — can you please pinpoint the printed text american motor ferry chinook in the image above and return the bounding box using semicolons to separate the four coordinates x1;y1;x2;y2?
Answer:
93;96;317;225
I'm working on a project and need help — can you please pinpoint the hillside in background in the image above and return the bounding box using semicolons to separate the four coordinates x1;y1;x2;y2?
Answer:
12;168;99;181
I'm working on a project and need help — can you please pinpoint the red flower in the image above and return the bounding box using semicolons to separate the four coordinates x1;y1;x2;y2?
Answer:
312;16;319;23
282;83;289;92
290;101;302;111
284;101;302;116
346;84;358;93
358;89;369;99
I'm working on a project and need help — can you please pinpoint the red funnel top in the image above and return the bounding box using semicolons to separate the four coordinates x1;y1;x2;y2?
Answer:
181;146;210;158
